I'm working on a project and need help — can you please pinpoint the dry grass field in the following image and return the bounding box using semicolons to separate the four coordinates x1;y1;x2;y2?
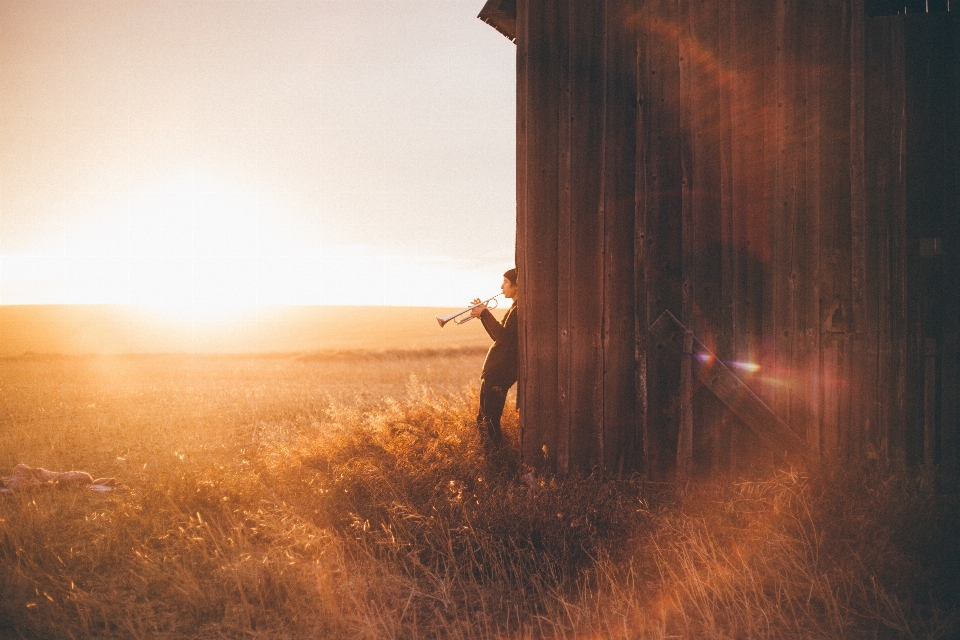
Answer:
1;307;959;639
0;304;497;356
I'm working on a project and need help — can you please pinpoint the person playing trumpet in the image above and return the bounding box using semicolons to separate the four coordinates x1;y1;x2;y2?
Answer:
470;268;519;452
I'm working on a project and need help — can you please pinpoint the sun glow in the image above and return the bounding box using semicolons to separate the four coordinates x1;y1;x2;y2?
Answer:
117;180;290;321
0;172;507;315
0;174;312;321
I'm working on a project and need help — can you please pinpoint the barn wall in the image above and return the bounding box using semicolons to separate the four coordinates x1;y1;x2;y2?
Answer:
863;13;960;490
516;0;641;474
513;0;960;485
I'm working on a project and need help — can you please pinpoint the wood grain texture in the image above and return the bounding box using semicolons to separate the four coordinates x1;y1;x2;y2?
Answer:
505;2;959;480
515;0;529;458
803;0;824;460
517;0;561;471
943;16;960;489
864;14;889;465
890;17;908;472
820;0;854;460
850;0;869;462
650;310;813;462
564;0;605;473
715;0;736;475
637;0;683;481
633;0;650;478
601;0;639;476
677;328;695;483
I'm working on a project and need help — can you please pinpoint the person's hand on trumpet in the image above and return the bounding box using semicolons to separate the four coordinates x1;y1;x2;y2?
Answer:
469;298;487;318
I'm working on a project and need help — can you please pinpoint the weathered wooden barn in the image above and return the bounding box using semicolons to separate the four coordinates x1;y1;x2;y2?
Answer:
478;0;960;488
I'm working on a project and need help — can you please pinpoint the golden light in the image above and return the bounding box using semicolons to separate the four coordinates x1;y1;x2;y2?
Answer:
51;173;306;322
2;174;512;314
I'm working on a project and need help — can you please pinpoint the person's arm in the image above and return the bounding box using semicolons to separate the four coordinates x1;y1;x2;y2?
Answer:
502;304;518;348
479;308;504;341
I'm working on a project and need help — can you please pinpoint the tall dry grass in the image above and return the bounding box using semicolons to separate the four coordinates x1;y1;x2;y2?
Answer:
1;353;958;639
567;466;960;639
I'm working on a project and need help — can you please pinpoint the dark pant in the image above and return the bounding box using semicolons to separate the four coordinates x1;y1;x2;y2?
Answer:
477;379;509;447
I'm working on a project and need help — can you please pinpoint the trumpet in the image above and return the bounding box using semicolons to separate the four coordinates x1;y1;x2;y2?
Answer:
435;293;503;328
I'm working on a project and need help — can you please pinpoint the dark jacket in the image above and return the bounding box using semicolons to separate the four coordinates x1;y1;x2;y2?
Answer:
479;301;518;387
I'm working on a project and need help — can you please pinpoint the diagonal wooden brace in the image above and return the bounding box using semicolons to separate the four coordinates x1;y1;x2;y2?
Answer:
649;310;813;463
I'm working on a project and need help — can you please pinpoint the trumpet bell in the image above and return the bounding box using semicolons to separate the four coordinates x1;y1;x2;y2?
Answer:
435;309;471;328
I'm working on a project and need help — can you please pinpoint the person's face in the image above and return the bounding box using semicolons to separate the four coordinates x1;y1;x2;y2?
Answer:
501;277;518;299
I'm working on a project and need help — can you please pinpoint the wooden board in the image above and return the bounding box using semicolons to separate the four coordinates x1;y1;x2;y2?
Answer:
517;0;561;471
686;0;727;477
636;0;684;481
633;0;650;478
601;0;639;476
650;310;813;462
819;0;854;461
850;0;869;462
478;0;517;42
561;0;605;473
716;0;736;476
515;0;528;451
803;0;824;459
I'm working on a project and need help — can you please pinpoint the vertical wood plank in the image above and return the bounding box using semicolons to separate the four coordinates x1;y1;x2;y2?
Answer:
602;0;639;476
515;0;530;459
519;0;562;471
686;0;725;477
904;15;924;471
822;332;842;459
804;0;824;459
740;0;768;383
873;17;910;471
570;2;604;469
835;0;855;463
634;0;650;478
819;0;854;461
891;18;909;471
760;0;779;414
678;0;695;342
568;0;606;472
729;0;769;471
677;329;695;483
904;15;934;470
865;15;893;465
924;337;937;481
772;0;799;435
850;0;869;462
555;0;573;476
677;0;695;480
784;0;809;447
636;0;683;481
942;333;958;488
716;0;736;476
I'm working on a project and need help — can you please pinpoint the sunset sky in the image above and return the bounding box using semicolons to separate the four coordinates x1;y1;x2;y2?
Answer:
0;0;516;317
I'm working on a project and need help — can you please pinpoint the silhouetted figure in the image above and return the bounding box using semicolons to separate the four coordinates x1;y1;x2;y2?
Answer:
471;268;518;452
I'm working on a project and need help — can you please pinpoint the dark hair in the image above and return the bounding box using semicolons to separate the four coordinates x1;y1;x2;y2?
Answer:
504;268;517;285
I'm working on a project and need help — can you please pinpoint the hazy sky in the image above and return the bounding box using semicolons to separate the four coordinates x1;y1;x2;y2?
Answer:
0;0;516;316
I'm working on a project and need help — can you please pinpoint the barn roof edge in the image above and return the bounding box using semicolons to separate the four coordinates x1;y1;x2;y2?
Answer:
478;0;517;43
